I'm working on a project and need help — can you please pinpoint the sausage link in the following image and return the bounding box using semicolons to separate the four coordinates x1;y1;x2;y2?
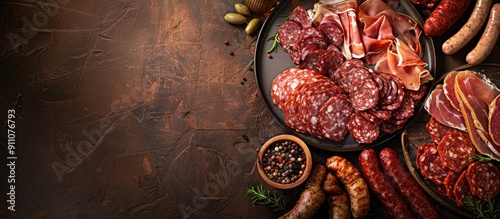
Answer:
324;173;351;219
466;3;500;65
358;149;415;219
279;164;326;219
442;0;493;55
379;148;439;219
326;156;370;219
423;0;473;36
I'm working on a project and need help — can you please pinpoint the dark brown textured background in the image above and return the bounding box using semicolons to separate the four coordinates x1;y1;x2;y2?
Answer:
0;0;498;218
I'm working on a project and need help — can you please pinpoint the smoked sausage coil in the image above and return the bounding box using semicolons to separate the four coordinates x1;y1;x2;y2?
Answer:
358;149;415;219
378;148;439;219
279;164;326;219
466;3;500;65
326;156;370;219
442;0;493;55
423;0;473;37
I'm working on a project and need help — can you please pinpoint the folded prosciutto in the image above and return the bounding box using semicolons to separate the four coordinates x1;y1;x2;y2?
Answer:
424;84;466;131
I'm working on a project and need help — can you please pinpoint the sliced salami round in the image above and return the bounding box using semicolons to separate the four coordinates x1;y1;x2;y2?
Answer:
318;15;344;47
289;6;312;28
339;66;372;93
271;67;319;108
366;107;392;121
300;27;324;40
437;130;475;172
380;73;405;110
391;93;414;120
466;161;500;201
318;50;344;77
300;47;327;71
359;110;381;124
453;171;479;207
380;120;405;134
318;94;353;141
278;20;302;52
425;116;455;144
348;112;380;144
406;82;429;101
418;147;449;185
415;142;436;169
330;59;365;85
444;170;461;201
349;79;379;111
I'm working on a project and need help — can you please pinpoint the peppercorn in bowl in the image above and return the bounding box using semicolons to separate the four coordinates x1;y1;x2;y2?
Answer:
257;134;313;189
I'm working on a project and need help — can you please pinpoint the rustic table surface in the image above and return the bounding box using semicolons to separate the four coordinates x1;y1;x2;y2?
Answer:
0;0;499;218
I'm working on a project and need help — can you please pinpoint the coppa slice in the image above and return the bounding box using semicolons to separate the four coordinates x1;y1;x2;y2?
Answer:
424;84;466;131
489;94;500;146
466;161;500;201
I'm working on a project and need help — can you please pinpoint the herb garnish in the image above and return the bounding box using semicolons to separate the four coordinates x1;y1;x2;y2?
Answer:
464;196;500;219
246;185;288;214
472;154;493;162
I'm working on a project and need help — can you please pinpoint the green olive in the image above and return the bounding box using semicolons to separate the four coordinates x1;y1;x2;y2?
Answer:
234;3;251;16
245;18;260;35
224;13;247;25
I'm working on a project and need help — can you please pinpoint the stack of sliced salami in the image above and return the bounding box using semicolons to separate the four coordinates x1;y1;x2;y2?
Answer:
417;117;500;207
271;5;429;144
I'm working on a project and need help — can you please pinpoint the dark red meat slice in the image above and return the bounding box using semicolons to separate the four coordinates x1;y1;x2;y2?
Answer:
300;27;324;40
380;120;405;134
466;161;500;201
490;94;500;145
300;48;327;70
437;130;475;172
391;93;414;120
289;6;312;28
406;82;429;101
359;111;380;124
318;49;344;77
318;15;344;47
425;116;455;144
318;94;353;141
454;171;480;207
418;147;449;185
348;112;380;144
330;59;365;85
366;107;392;121
349;79;379;111
415;142;436;169
444;170;461;201
271;67;319;108
278;20;302;52
339;66;372;93
291;36;328;64
380;73;405;111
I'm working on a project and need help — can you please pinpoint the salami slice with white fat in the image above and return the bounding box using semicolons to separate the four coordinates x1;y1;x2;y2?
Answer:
318;94;353;141
318;49;344;77
271;67;320;109
318;15;344;47
437;130;475;172
416;142;436;169
349;79;379;111
330;59;365;85
348;112;380;144
380;73;405;110
453;171;480;207
406;82;429;101
339;66;373;94
289;6;312;28
278;20;302;53
425;116;455;144
444;170;461;201
292;36;328;64
466;161;500;201
391;93;414;120
300;47;328;71
418;147;449;185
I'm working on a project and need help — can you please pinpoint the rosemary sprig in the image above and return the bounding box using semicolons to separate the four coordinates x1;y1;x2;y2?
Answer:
266;31;281;53
472;154;493;162
464;196;500;219
246;185;288;214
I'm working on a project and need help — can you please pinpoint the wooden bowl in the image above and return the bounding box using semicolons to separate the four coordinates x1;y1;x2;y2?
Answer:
257;134;313;189
244;0;279;14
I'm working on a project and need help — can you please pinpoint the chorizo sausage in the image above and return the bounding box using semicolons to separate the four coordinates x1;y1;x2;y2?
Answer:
442;0;493;55
358;149;415;219
423;0;473;36
279;164;326;219
466;3;500;65
326;156;370;219
323;173;351;219
379;148;439;219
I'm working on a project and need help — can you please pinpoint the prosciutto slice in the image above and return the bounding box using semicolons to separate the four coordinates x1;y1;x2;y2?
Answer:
489;95;500;146
442;71;461;110
455;71;500;159
424;85;466;131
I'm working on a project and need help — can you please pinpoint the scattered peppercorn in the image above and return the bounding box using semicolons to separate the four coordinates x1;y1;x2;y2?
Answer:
224;40;229;45
267;54;273;59
262;140;306;184
243;77;247;82
230;51;235;56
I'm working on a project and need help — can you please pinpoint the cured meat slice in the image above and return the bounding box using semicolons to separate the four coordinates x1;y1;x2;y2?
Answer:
490;94;500;146
425;116;455;144
300;47;328;70
318;15;344;47
378;72;396;105
271;67;320;109
318;49;344;77
348;112;380;144
300;27;324;40
339;66;372;93
278;20;303;52
318;94;353;141
391;93;414;120
349;79;379;111
292;36;328;64
330;59;365;85
444;171;461;201
380;72;405;111
466;161;500;201
359;110;380;124
424;84;466;131
366;107;392;121
406;82;429;101
418;147;449;185
380;120;405;134
442;71;461;110
415;142;435;169
436;130;475;172
289;6;312;28
454;171;479;207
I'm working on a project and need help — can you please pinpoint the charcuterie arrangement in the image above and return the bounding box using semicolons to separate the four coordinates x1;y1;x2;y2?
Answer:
270;0;432;144
416;70;500;208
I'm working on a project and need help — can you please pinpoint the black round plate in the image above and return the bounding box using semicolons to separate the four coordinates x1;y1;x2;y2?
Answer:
254;0;436;151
